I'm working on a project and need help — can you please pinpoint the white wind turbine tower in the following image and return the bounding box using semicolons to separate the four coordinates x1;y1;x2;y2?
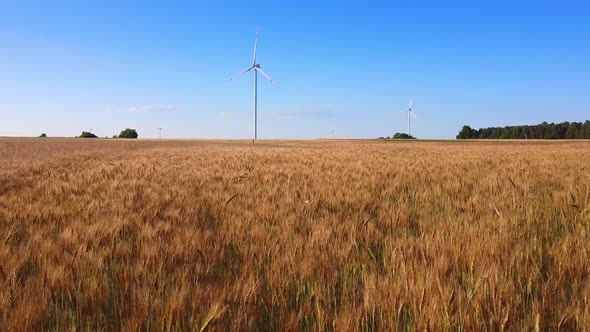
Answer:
156;127;162;138
400;96;417;136
227;31;278;141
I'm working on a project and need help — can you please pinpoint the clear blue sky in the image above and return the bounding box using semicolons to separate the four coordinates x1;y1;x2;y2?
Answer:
1;1;589;139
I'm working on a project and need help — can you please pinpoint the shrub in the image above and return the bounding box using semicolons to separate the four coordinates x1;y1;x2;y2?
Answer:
118;128;138;139
392;132;416;139
79;131;98;138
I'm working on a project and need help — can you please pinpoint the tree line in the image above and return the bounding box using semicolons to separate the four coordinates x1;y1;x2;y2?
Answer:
457;121;590;139
79;128;138;138
40;128;139;138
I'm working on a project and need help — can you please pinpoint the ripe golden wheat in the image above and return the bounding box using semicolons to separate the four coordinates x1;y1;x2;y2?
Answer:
0;138;589;330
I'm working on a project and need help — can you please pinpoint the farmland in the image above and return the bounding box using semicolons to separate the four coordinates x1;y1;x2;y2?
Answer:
1;138;589;330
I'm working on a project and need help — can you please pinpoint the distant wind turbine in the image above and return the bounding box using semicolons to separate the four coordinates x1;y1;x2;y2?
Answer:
400;96;417;136
227;31;278;141
156;127;162;138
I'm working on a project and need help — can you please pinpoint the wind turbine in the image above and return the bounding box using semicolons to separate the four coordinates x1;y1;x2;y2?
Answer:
156;127;162;139
227;31;278;141
400;96;416;136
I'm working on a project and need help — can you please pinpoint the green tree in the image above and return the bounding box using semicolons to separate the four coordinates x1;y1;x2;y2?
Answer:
79;131;98;138
480;128;492;139
118;128;139;139
527;126;535;138
456;125;476;139
521;126;530;139
39;133;47;138
500;126;512;139
581;122;587;138
392;132;416;139
565;122;578;139
584;121;590;139
556;122;568;139
510;126;522;139
491;128;502;139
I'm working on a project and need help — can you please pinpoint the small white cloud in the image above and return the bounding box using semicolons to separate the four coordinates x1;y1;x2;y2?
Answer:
105;105;176;114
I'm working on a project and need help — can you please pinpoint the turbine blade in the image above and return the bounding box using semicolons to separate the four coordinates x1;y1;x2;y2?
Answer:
226;67;253;83
252;32;259;66
408;96;415;109
410;111;417;119
255;67;278;86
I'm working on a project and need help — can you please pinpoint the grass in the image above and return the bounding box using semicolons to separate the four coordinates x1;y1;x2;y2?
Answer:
1;138;589;330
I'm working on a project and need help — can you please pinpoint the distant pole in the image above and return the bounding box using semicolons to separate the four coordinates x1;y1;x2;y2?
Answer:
254;68;258;143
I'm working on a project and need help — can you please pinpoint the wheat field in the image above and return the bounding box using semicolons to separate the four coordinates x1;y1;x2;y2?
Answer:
0;138;589;330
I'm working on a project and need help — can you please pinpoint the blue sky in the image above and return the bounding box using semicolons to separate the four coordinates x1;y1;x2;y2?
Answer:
1;1;589;139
